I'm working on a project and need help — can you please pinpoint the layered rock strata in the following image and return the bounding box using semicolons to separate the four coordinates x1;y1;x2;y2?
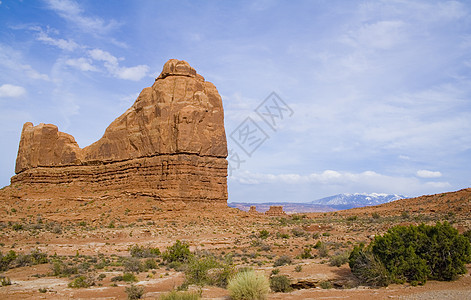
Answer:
265;206;286;216
11;59;228;203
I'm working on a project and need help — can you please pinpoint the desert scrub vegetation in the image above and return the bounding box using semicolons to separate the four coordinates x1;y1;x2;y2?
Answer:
182;252;234;288
349;221;471;287
68;274;96;288
299;247;312;259
329;251;349;267
228;270;270;300
0;249;48;271
125;284;145;299
259;230;270;239
0;276;12;286
349;244;389;287
163;240;192;265
158;290;201;300
129;245;161;258
273;255;291;267
111;272;138;282
269;274;291;292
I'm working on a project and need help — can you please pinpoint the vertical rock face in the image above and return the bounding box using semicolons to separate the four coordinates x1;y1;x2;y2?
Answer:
12;59;228;204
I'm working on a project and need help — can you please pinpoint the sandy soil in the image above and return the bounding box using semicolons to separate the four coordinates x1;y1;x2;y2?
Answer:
0;187;470;299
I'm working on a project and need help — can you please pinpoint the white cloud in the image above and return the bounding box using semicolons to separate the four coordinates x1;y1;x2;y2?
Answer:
115;65;150;81
230;169;453;198
88;48;118;65
44;0;119;34
36;28;79;51
417;170;442;178
88;48;149;81
232;169;396;185
65;57;97;72
0;84;26;98
20;64;50;81
424;181;451;189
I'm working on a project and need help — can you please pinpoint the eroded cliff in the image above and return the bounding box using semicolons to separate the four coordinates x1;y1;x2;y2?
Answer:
11;59;228;204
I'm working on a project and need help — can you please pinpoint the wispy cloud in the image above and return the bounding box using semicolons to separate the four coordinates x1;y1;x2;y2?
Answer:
88;49;149;81
44;0;119;34
0;84;26;98
230;169;451;198
65;57;97;72
417;170;442;178
33;26;80;51
25;26;150;81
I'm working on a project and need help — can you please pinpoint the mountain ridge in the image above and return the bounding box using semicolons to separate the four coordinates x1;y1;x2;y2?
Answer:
229;192;405;213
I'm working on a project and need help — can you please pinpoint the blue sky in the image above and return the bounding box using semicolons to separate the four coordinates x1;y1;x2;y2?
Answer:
0;0;470;202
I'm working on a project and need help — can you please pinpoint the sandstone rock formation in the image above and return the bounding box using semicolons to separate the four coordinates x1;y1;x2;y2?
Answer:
11;59;228;204
248;206;258;214
265;206;286;216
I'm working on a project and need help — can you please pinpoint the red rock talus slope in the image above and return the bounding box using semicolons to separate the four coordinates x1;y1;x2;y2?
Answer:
11;59;228;203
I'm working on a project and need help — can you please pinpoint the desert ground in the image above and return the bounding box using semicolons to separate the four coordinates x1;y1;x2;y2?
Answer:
0;186;470;299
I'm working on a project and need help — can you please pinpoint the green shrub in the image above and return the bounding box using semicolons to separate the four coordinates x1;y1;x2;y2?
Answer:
0;250;17;271
14;253;32;267
162;240;192;264
346;216;358;221
111;275;123;282
124;257;143;273
159;290;201;300
371;212;380;219
294;265;302;272
273;255;291;267
123;272;138;282
184;255;234;288
51;260;78;277
30;249;48;265
228;270;270;300
348;244;389;287
129;245;161;258
420;222;471;281
276;232;290;239
300;247;312;259
349;222;471;286
320;281;332;289
317;243;329;258
0;276;11;286
144;258;157;270
270;275;291;292
372;222;471;283
12;223;24;231
463;229;471;243
259;230;270;239
329;251;349;267
125;284;144;300
14;249;48;268
68;275;94;288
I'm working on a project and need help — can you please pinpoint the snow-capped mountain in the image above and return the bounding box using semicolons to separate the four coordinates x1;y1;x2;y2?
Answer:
310;193;405;209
